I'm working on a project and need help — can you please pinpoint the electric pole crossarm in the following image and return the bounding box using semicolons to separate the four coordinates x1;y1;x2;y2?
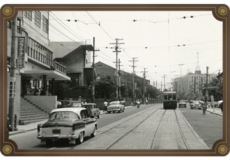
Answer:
110;38;124;99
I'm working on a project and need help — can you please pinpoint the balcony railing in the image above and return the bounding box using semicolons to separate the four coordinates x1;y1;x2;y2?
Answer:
28;54;67;74
53;61;67;74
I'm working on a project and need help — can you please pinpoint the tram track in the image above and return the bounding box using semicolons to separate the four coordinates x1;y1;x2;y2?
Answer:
49;106;159;150
174;109;190;149
106;108;164;150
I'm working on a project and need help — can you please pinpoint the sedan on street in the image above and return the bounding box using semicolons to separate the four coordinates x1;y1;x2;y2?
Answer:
107;101;125;113
190;101;202;109
37;108;97;146
178;100;187;108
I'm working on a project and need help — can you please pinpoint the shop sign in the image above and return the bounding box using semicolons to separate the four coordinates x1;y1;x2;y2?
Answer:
17;37;25;68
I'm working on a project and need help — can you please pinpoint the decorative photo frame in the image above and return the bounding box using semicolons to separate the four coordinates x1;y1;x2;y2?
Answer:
0;4;229;156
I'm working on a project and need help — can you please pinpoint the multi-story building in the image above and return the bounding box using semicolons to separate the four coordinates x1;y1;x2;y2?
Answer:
173;69;217;99
52;42;94;87
7;11;70;125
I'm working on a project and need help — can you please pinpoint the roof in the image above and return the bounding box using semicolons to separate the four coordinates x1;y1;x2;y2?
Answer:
50;108;86;115
50;41;83;59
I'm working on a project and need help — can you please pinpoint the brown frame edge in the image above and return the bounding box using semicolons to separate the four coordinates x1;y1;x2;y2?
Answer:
0;4;229;156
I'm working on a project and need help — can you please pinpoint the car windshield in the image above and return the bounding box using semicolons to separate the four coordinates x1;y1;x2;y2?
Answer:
49;111;80;121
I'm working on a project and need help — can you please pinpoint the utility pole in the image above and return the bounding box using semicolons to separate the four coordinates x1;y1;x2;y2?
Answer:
129;57;138;103
9;18;17;131
161;81;163;103
92;37;99;103
141;68;148;103
110;38;124;100
162;75;166;91
206;66;209;98
118;59;123;99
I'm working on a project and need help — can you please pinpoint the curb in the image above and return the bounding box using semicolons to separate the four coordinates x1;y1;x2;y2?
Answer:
206;110;223;117
9;128;36;136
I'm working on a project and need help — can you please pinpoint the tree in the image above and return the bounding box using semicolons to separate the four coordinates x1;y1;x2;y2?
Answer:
95;75;116;99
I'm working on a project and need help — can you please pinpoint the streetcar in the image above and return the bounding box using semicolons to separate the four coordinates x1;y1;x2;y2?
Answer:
163;91;177;109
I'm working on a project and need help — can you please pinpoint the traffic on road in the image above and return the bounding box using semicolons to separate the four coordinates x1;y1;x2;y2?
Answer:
9;102;222;150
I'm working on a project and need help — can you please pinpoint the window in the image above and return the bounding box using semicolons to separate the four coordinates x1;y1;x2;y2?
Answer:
34;11;41;28
24;11;32;21
80;110;89;119
27;37;53;65
42;16;48;33
49;111;80;121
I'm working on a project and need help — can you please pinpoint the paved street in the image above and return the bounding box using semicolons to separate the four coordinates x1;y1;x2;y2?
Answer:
180;106;223;149
9;103;223;150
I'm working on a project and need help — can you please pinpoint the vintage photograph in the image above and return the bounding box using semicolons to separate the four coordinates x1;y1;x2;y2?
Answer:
0;4;229;156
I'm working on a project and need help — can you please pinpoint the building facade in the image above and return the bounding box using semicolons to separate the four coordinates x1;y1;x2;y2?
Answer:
173;69;217;99
7;11;70;125
95;61;151;99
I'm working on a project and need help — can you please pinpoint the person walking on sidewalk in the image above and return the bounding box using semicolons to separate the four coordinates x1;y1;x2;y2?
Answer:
103;100;108;112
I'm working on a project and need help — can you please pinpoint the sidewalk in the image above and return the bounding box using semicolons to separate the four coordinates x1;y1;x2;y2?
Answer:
9;105;134;136
206;107;223;116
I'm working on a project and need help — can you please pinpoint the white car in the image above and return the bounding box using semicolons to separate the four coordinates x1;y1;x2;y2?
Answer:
190;101;202;109
37;108;97;146
107;101;125;113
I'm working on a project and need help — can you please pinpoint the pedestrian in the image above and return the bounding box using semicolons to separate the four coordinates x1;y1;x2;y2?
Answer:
103;100;108;112
145;99;148;105
219;101;223;114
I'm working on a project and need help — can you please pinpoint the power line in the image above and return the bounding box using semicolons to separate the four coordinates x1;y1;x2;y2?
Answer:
50;12;84;41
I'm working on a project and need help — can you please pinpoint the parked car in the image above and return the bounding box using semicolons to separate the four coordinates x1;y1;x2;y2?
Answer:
60;100;82;108
37;108;97;146
107;101;125;113
190;101;202;109
82;103;100;119
178;100;187;108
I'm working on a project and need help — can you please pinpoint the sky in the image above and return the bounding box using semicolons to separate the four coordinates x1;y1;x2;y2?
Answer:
49;10;222;89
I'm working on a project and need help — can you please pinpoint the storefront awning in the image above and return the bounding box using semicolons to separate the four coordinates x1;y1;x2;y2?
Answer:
21;70;71;81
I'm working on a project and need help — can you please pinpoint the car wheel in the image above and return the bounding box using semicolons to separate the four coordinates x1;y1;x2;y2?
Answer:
91;127;96;137
119;109;122;113
76;132;84;144
46;139;52;146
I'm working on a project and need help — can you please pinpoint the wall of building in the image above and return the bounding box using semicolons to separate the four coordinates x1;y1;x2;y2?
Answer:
61;48;85;85
95;62;116;77
22;11;50;46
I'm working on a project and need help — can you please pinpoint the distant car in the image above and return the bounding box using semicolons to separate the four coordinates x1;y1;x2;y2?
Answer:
178;100;187;108
60;100;82;108
107;101;125;113
190;101;202;109
37;108;97;146
82;103;100;119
